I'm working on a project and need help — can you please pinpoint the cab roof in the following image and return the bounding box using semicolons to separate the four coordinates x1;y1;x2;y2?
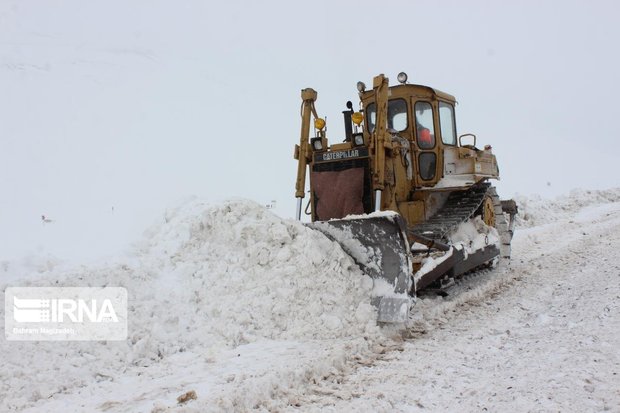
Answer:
361;83;456;104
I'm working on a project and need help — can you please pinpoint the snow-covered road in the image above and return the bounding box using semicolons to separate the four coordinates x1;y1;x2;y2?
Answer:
1;190;619;412
293;200;620;412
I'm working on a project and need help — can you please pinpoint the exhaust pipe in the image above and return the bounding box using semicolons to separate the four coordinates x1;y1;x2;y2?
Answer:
375;190;382;212
342;101;354;142
296;198;302;221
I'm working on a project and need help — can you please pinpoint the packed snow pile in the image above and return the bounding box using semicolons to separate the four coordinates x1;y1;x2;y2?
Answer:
515;187;620;227
0;199;383;412
130;198;380;345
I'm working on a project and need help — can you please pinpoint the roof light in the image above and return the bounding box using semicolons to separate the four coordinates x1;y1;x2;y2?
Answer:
357;81;366;92
351;112;363;125
397;72;408;84
314;118;325;130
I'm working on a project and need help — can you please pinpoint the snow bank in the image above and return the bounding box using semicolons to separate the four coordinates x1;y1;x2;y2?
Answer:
130;198;380;346
0;199;383;412
515;187;620;228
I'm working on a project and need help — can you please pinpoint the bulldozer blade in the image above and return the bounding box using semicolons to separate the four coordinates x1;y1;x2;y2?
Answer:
373;296;411;323
308;214;414;323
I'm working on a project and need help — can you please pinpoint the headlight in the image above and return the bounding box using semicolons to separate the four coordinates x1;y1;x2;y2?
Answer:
311;137;323;151
314;118;325;130
356;81;366;92
352;133;364;146
397;72;408;84
351;112;363;125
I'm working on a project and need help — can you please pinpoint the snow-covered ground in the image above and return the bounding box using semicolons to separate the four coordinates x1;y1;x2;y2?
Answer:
1;199;385;412
293;189;620;412
1;189;619;412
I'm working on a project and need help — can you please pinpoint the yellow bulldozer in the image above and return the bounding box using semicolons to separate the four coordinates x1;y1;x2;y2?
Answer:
294;72;517;323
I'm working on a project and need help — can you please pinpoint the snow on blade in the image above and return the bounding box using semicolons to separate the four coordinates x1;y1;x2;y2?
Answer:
309;221;384;277
413;216;498;284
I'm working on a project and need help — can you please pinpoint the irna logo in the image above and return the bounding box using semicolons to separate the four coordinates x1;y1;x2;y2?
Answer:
13;296;119;323
5;287;127;341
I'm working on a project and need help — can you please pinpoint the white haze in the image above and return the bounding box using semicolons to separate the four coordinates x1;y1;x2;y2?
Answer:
1;0;619;262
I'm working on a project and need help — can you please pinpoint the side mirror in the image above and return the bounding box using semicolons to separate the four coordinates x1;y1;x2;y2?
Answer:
459;133;477;148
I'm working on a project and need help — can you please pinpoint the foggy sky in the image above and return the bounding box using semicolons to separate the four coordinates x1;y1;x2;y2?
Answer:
1;0;619;262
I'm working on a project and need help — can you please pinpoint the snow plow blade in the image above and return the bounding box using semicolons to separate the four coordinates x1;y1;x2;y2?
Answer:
308;214;414;323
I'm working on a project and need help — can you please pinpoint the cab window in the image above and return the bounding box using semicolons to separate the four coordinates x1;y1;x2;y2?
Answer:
366;99;408;133
414;101;435;149
366;103;376;131
439;102;457;145
419;152;436;180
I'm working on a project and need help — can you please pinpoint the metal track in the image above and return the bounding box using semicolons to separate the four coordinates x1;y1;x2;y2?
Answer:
410;182;491;241
488;186;513;259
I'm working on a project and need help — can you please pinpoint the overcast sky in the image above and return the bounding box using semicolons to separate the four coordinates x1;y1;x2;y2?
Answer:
1;0;619;262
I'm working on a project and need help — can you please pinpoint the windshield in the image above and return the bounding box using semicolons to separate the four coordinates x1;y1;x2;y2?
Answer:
366;98;408;133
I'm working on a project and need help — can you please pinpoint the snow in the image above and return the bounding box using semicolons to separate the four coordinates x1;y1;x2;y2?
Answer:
514;187;620;228
371;278;406;299
289;189;620;411
433;175;477;189
449;216;500;254
0;199;386;412
414;216;499;283
341;210;400;221
309;222;384;276
415;248;454;284
2;188;620;412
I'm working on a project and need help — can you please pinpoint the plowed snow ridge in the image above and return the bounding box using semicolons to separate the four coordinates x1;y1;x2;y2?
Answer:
1;189;619;412
1;199;384;412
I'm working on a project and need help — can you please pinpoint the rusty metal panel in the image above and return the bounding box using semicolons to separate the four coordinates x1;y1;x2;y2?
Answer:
310;167;365;220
